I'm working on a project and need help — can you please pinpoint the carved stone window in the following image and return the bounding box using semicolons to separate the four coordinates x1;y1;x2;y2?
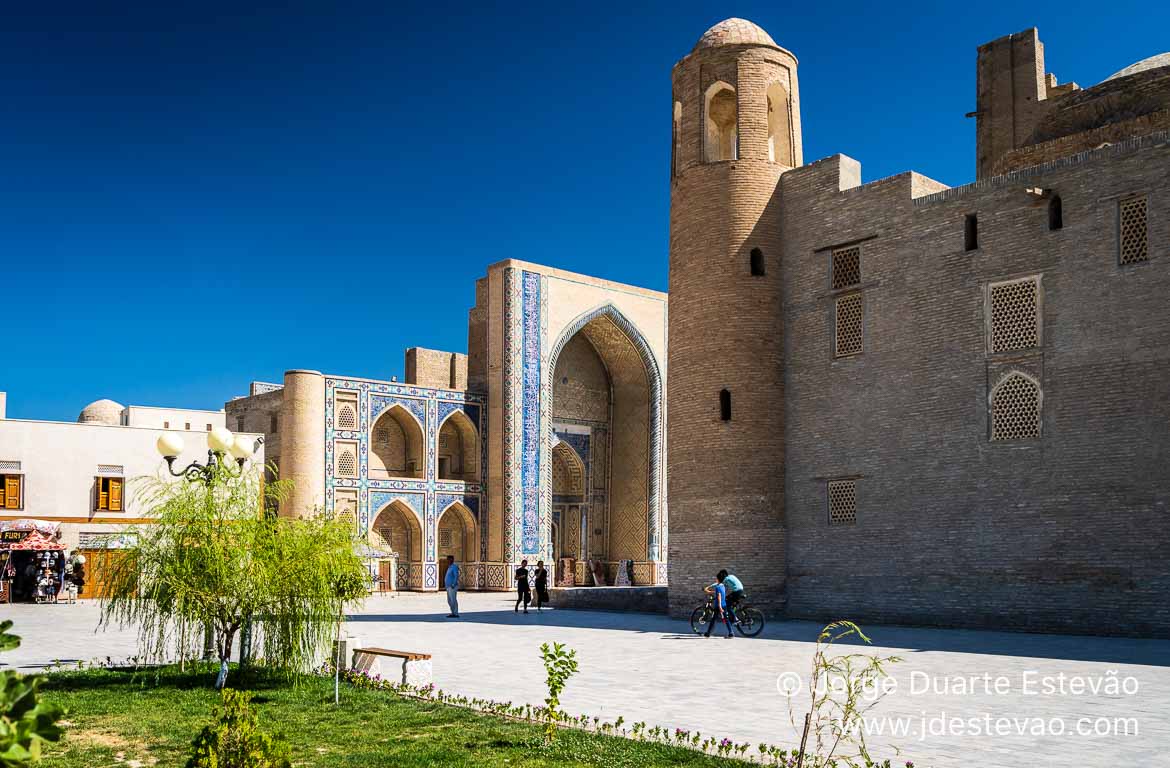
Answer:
988;277;1039;353
1119;195;1148;265
834;293;864;357
827;480;857;526
990;372;1041;441
831;246;861;290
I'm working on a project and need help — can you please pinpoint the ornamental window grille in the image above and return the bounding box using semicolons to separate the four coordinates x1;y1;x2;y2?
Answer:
831;246;861;290
990;372;1041;441
439;528;453;549
834;293;864;357
337;447;357;477
988;277;1039;353
1119;195;1148;265
827;480;857;526
337;404;357;431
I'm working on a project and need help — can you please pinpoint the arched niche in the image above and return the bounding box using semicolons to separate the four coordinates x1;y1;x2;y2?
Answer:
438;411;479;481
370;405;424;479
705;82;737;162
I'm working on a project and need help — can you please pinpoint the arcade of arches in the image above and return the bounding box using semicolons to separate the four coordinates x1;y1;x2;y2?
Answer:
550;313;653;582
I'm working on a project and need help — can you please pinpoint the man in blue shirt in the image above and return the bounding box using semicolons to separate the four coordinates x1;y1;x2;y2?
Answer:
444;555;460;618
703;574;734;638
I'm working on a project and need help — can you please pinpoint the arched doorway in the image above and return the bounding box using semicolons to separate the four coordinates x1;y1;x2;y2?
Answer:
546;305;663;584
437;502;477;586
551;440;586;572
370;405;424;480
370;500;422;590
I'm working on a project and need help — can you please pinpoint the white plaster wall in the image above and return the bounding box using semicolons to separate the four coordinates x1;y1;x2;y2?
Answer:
122;406;226;431
0;419;263;549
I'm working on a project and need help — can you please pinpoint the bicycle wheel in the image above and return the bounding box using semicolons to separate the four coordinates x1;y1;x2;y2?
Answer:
735;607;766;637
690;605;713;635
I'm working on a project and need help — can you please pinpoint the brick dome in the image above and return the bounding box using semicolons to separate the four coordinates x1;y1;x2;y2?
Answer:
693;18;777;52
1105;53;1170;82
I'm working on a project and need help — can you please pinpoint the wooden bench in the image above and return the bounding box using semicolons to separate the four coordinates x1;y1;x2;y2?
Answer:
351;646;433;687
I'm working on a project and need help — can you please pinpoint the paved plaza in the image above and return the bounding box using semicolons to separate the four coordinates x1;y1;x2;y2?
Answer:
4;592;1168;767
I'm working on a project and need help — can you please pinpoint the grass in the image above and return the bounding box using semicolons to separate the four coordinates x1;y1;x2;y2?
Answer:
39;665;748;767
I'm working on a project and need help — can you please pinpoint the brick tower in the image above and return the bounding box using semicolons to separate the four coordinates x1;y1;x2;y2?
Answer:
666;19;801;614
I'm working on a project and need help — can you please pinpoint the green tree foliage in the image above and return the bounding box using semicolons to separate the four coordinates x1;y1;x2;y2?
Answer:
186;689;291;768
538;642;579;743
99;461;368;689
0;621;64;767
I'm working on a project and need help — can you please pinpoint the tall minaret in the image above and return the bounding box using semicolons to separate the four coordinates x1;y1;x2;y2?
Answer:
667;18;801;614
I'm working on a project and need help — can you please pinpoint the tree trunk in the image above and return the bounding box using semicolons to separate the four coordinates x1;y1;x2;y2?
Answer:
215;627;238;690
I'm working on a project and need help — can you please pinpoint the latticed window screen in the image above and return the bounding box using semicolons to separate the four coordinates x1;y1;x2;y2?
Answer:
991;373;1041;441
988;278;1039;353
439;528;453;549
827;480;857;526
831;246;861;290
337;403;357;430
834;293;864;357
1119;196;1148;265
337;449;357;477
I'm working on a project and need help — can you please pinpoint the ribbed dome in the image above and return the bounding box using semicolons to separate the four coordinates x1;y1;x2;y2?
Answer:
693;18;777;51
78;399;125;425
1105;53;1170;82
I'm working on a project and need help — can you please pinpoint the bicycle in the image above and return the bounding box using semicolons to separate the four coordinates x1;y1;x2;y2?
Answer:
690;594;765;637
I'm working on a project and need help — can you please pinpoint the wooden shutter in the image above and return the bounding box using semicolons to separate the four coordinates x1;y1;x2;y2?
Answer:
109;478;123;512
4;476;20;509
0;477;5;508
97;478;109;511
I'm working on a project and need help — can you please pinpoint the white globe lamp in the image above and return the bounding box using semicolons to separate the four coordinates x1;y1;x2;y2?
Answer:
156;432;185;459
208;427;234;454
228;435;254;460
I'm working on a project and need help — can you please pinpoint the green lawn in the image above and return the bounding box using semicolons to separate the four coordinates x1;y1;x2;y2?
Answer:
39;666;748;767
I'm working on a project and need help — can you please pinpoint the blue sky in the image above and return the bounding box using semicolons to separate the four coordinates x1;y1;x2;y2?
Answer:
2;1;1165;421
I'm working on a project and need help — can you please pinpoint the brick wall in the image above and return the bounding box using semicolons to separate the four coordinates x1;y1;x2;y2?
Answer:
404;347;468;390
777;135;1170;636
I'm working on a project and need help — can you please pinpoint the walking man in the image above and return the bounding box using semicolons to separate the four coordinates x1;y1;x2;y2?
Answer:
444;555;460;618
514;559;531;614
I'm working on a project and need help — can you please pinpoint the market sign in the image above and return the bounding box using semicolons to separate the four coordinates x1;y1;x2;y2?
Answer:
1;530;29;544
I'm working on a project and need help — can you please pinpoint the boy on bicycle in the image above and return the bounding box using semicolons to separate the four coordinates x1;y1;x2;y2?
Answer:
718;569;745;623
702;573;734;638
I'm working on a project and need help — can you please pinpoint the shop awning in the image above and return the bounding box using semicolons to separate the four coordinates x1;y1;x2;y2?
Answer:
5;530;65;551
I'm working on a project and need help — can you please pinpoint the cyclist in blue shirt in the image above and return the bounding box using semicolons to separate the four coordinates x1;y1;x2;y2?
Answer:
718;569;745;624
702;573;734;638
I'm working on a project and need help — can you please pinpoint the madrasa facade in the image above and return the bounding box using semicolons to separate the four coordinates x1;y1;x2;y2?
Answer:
230;19;1169;635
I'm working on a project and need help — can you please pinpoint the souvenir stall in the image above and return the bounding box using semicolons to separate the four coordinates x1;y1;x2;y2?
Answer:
0;519;67;603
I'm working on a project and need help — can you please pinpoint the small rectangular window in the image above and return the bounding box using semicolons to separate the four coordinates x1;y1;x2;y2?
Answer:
831;246;861;290
270;414;279;433
94;476;124;512
965;214;978;251
834;293;864;357
719;389;731;421
1048;195;1063;231
236;417;245;431
206;424;212;431
163;421;169;428
1119;195;1148;265
185;422;191;431
0;474;23;510
750;248;765;276
827;480;857;526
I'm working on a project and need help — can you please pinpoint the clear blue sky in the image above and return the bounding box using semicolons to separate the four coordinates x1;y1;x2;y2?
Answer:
3;1;1165;421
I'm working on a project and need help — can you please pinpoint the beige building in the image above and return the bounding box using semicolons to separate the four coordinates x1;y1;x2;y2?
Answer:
229;259;667;592
0;393;263;561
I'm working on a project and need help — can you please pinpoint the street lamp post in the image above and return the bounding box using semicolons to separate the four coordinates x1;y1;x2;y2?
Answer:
155;426;264;663
155;427;263;486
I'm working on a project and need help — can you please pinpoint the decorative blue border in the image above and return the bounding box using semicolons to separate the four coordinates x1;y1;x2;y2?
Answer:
520;270;542;554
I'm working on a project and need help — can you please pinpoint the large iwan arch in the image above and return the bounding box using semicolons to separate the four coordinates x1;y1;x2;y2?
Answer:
544;303;664;584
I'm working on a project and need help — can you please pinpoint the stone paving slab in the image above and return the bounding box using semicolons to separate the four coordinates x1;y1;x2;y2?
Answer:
3;593;1168;767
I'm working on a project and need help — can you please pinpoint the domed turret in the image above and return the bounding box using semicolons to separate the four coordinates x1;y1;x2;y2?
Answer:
78;399;125;425
667;18;799;615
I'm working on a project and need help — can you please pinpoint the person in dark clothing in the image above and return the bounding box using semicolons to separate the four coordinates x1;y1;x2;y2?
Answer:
533;560;549;611
514;559;531;614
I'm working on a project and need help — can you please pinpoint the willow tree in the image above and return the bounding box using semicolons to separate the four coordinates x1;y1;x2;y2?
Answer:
100;460;367;689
